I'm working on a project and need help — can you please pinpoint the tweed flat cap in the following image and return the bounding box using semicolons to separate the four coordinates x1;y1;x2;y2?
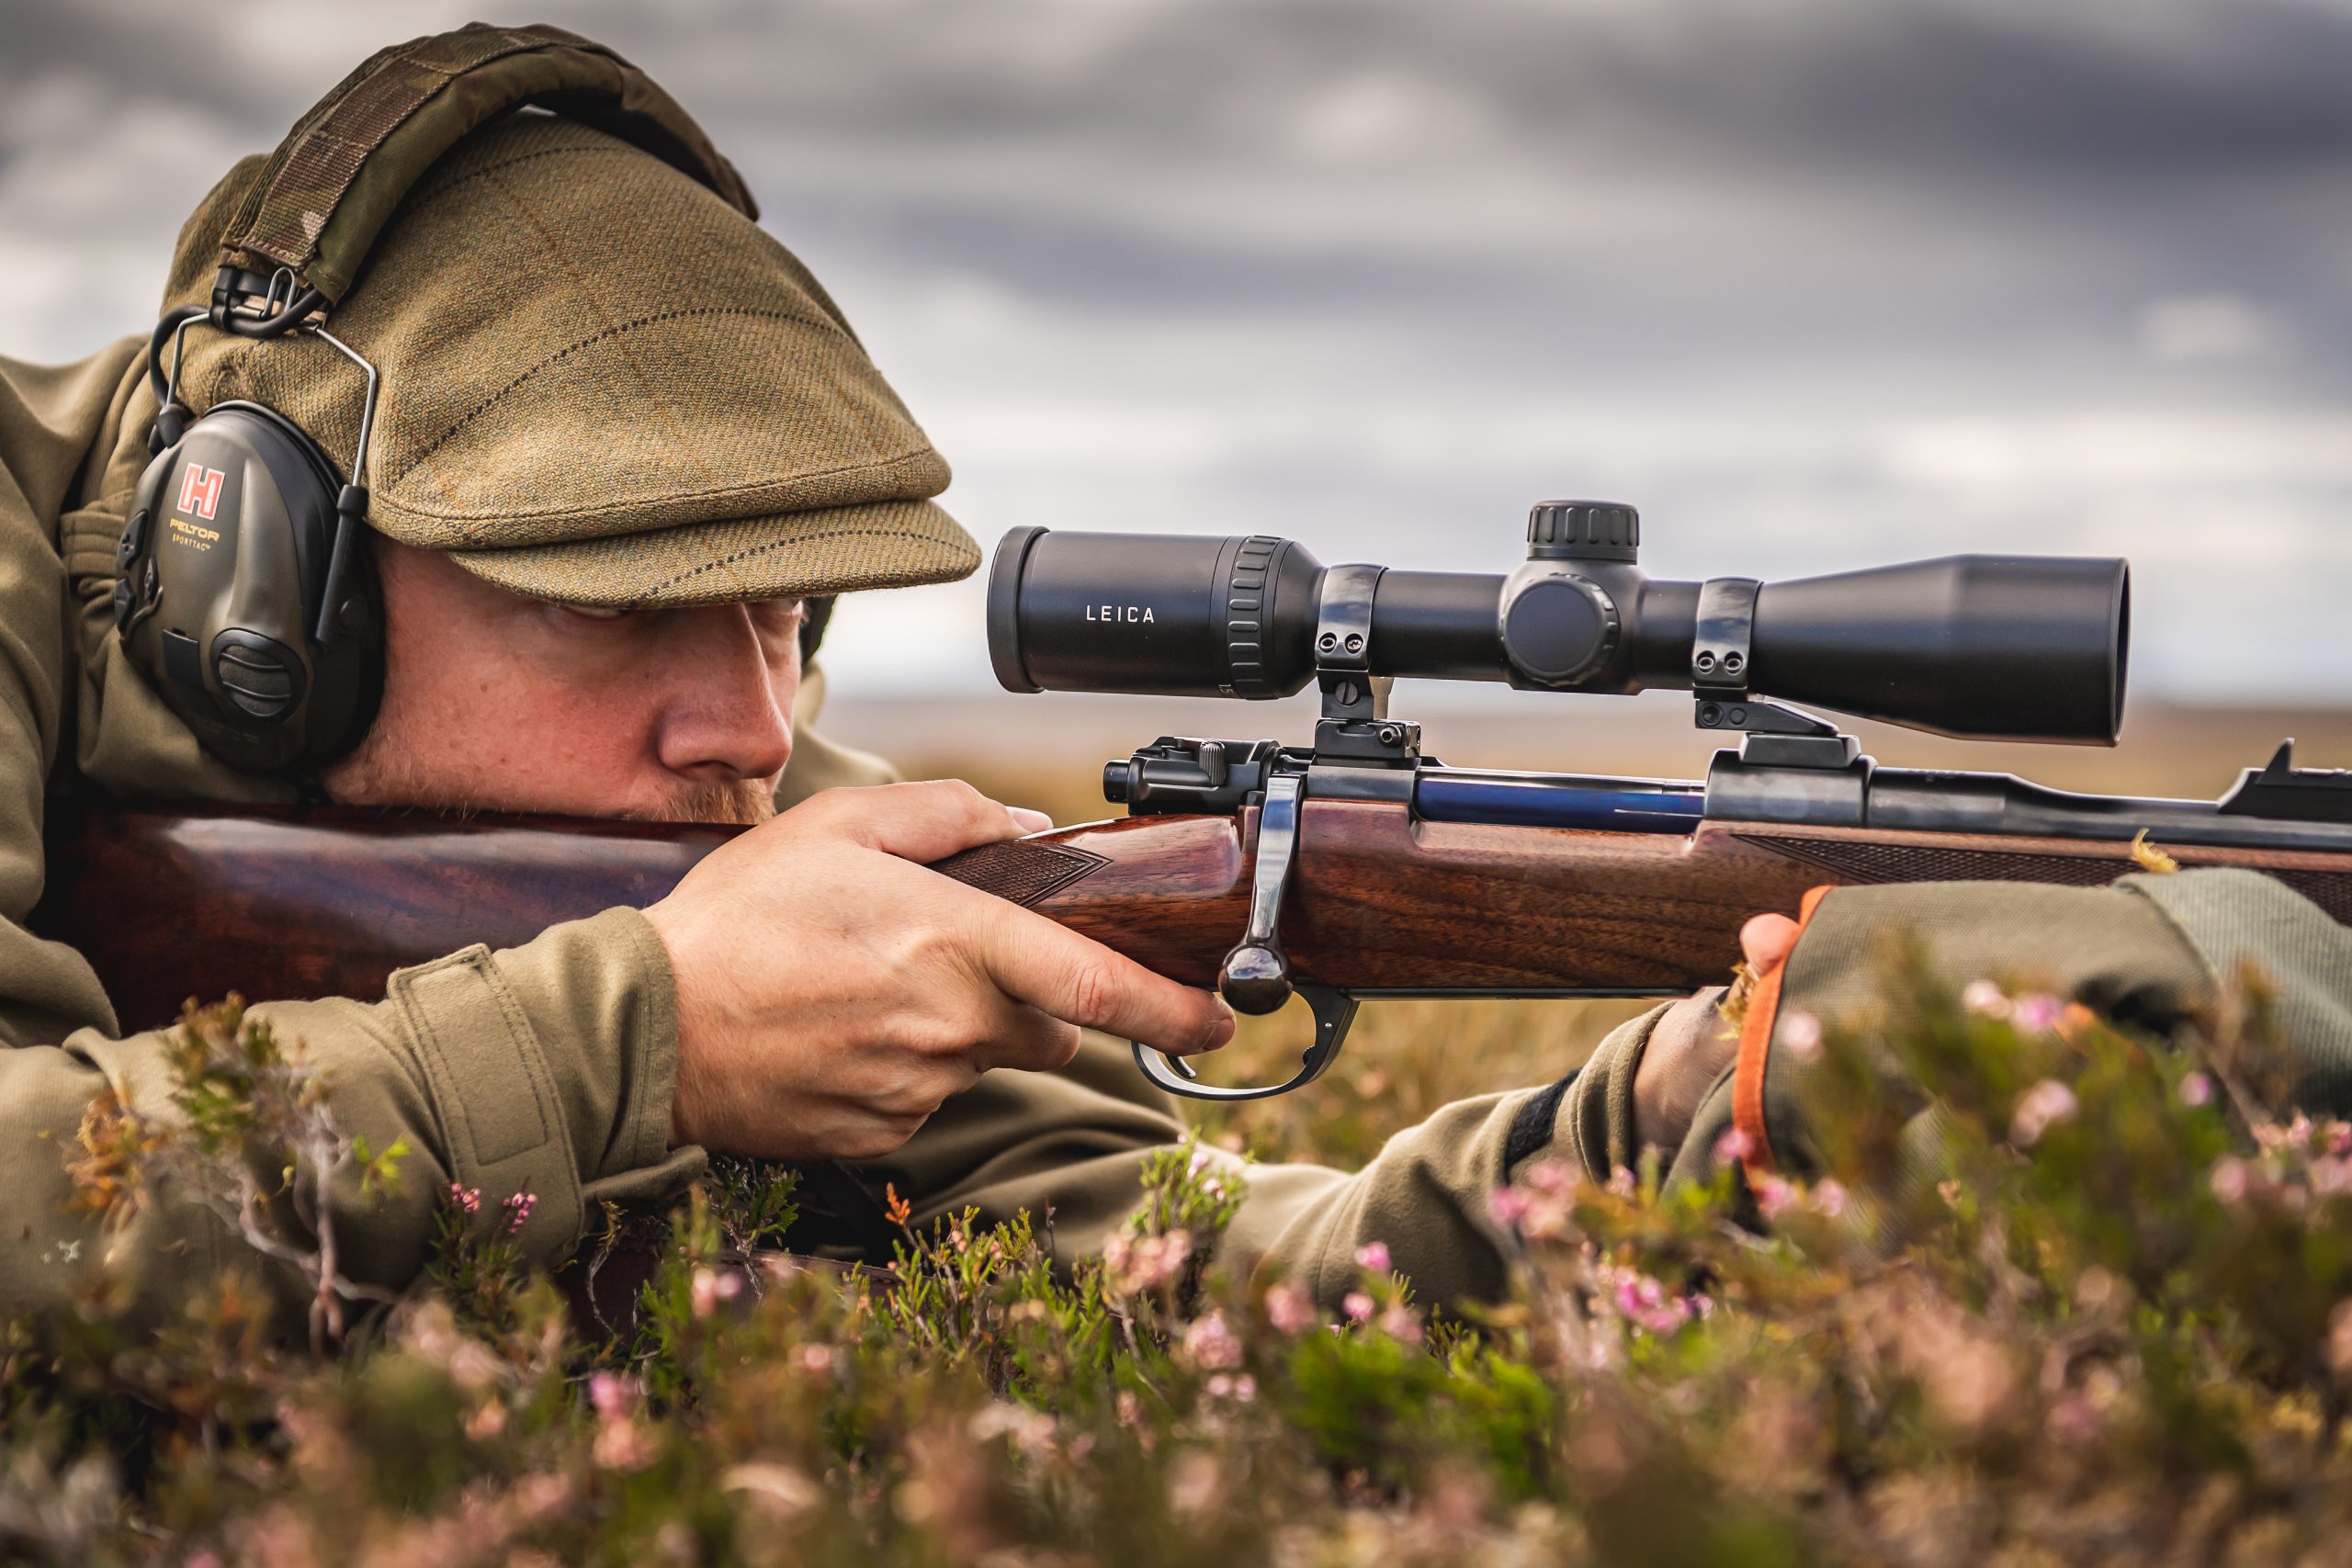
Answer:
158;111;978;606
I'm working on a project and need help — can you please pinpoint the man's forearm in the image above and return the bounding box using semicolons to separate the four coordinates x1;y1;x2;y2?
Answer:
0;908;702;1339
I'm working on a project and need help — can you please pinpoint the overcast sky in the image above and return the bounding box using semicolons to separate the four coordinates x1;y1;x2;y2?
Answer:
6;0;2350;711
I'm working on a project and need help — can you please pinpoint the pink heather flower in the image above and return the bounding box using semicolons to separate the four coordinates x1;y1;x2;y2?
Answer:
1343;1292;1375;1323
1352;1241;1392;1273
2328;1122;2352;1157
1779;1010;1823;1061
1379;1302;1424;1346
1687;1292;1717;1320
2010;993;2067;1034
1182;1310;1244;1371
1104;1228;1194;1295
1208;1371;1261;1404
1961;980;2009;1018
1523;1159;1574;1195
2311;1157;2351;1197
1488;1187;1533;1227
1264;1283;1317;1335
2258;1113;2316;1157
1643;1299;1691;1336
593;1416;655;1472
2179;1072;2215;1108
501;1190;537;1235
1605;1167;1638;1200
2210;1156;2250;1204
2010;1079;2079;1146
448;1183;481;1215
1811;1178;1849;1219
588;1371;639;1420
691;1267;722;1319
1752;1175;1799;1218
1607;1269;1689;1336
1613;1276;1659;1316
797;1345;835;1375
1713;1126;1755;1167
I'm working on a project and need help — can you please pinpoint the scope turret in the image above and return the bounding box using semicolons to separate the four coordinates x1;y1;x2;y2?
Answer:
987;504;2130;745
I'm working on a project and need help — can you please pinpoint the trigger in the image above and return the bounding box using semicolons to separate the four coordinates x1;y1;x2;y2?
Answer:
1130;982;1360;1101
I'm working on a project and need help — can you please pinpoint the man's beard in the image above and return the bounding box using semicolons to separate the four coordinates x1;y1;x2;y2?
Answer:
641;779;778;826
322;742;779;827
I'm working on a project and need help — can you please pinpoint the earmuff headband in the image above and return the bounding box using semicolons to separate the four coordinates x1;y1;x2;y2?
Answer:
214;22;756;320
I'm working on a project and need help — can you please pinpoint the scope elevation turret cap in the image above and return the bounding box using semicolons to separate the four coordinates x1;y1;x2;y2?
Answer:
1526;501;1639;563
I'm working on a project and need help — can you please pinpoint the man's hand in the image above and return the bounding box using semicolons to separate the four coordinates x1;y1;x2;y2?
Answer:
1632;913;1803;1152
644;780;1237;1161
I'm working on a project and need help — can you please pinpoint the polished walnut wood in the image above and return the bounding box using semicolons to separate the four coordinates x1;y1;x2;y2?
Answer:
34;795;2352;1032
34;800;739;1032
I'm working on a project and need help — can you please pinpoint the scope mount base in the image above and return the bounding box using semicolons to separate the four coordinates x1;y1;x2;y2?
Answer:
1694;693;1860;771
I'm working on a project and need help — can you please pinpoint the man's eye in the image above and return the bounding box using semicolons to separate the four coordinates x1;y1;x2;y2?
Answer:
560;604;633;621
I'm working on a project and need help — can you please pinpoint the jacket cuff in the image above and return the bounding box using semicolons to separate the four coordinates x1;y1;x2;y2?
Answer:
1508;1001;1670;1184
1730;885;1836;1180
383;907;694;1259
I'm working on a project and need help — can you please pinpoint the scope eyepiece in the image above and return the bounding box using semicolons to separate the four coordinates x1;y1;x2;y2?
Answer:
986;509;2129;745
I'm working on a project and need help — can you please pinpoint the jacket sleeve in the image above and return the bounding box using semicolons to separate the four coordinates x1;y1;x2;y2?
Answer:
1708;870;2352;1182
0;346;701;1336
1;910;699;1326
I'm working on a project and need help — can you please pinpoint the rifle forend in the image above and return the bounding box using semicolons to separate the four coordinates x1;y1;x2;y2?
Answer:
988;502;2128;746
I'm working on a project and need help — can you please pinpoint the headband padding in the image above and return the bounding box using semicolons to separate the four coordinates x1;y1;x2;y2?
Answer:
216;22;756;305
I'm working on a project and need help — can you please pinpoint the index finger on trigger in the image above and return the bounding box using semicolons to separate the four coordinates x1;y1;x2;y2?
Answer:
968;898;1235;1057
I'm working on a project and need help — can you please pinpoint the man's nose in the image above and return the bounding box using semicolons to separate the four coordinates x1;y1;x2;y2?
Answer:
652;604;795;782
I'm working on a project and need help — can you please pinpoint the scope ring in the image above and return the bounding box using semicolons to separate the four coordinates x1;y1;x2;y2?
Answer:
1132;981;1359;1101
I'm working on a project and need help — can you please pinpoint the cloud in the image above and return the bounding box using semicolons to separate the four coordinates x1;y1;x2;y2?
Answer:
4;0;2349;701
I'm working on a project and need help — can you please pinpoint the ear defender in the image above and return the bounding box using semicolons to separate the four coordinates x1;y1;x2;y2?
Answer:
115;301;383;773
118;389;383;773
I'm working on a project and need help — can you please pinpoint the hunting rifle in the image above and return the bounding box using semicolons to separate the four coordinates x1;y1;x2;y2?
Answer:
37;502;2352;1100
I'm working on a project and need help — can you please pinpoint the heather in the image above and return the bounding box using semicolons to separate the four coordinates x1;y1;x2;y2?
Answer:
8;952;2352;1566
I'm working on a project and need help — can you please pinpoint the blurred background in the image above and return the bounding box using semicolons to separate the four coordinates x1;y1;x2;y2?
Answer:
8;0;2352;807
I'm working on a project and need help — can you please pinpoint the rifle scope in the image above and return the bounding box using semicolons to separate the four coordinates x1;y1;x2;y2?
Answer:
987;503;2130;744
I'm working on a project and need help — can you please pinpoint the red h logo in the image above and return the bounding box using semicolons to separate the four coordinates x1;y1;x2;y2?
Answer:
176;464;224;522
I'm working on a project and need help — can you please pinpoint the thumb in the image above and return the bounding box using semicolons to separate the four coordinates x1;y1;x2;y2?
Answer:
819;780;1031;863
1740;912;1802;977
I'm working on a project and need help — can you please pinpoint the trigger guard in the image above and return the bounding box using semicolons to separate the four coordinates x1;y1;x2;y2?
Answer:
1132;982;1359;1102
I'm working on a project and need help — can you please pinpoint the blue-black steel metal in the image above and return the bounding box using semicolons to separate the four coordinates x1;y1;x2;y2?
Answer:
1413;769;1705;833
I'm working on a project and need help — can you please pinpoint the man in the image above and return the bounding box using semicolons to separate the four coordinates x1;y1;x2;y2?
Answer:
6;39;2347;1339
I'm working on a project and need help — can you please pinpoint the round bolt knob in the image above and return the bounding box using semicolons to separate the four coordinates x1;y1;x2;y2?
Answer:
1218;943;1293;1015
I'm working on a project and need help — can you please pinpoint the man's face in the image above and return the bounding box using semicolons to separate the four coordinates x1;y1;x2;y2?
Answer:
322;538;799;824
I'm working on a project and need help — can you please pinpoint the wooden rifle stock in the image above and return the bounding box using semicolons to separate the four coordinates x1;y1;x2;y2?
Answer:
32;794;2352;1035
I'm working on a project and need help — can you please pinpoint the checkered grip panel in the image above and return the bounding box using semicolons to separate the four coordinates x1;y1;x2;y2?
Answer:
931;840;1109;908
